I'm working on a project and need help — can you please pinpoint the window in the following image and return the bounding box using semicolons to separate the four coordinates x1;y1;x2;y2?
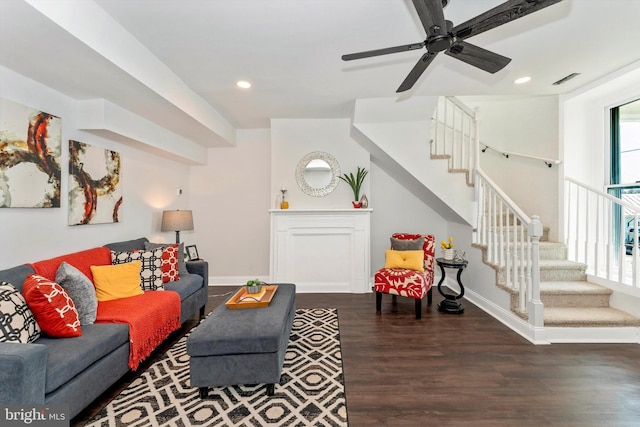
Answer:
609;99;640;255
610;98;640;186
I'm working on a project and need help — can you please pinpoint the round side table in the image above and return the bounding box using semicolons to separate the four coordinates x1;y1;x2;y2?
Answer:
435;257;468;314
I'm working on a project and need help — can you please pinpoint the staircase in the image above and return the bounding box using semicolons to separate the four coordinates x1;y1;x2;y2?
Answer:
352;95;640;341
475;238;640;327
429;96;640;333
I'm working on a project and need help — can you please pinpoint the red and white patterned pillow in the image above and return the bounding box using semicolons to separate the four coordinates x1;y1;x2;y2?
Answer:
21;275;81;338
111;248;164;291
161;244;180;283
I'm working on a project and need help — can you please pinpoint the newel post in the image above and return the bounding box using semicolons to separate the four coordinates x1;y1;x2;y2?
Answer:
527;215;544;327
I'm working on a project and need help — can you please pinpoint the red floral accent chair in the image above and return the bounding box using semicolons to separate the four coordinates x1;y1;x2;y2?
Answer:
374;233;435;319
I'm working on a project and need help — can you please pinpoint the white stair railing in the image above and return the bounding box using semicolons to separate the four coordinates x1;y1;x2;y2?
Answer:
475;170;543;322
565;178;640;289
430;96;477;185
431;96;543;325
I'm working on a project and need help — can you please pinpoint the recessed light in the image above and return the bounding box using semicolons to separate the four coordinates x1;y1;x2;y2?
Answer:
514;76;531;85
236;80;252;89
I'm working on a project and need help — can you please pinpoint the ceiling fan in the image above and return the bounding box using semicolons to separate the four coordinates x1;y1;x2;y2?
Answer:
342;0;564;92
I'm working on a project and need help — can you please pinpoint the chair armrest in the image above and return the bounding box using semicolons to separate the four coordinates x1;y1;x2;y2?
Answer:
186;260;208;287
0;342;47;404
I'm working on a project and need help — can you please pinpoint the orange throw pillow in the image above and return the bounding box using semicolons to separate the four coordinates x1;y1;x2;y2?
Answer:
384;250;425;272
91;261;144;302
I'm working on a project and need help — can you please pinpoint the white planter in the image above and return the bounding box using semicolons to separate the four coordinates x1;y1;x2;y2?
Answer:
442;248;454;260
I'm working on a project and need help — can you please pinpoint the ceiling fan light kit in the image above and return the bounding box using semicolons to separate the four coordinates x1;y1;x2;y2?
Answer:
342;0;565;92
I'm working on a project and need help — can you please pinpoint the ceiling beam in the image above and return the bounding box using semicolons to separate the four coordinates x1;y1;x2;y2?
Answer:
24;0;236;147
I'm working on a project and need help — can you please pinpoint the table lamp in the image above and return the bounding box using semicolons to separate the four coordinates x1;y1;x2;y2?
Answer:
161;210;194;243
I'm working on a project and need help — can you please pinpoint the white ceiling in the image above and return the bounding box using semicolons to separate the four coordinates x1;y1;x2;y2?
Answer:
1;0;640;144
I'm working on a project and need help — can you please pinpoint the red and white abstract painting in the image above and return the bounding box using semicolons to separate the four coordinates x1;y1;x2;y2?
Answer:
0;98;62;208
68;140;122;225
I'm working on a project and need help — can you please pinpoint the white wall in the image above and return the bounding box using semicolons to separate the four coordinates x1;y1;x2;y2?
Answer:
271;119;370;209
369;163;447;271
460;96;560;241
562;63;640;189
188;117;452;284
189;129;271;282
0;67;191;269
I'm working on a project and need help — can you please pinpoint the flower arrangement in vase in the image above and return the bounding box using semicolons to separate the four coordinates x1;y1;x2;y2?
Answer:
339;166;368;208
441;237;454;260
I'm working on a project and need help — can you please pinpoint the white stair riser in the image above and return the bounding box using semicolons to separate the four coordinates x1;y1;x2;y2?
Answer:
539;269;586;282
538;245;567;260
488;243;566;260
541;294;610;308
496;267;586;283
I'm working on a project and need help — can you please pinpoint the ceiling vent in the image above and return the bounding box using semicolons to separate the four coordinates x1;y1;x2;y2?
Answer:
552;73;580;85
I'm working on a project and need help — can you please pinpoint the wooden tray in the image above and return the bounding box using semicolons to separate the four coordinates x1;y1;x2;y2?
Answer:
225;285;279;309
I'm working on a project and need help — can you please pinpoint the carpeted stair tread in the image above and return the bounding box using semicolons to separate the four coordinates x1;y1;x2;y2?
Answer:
544;307;640;327
539;281;612;295
539;259;587;270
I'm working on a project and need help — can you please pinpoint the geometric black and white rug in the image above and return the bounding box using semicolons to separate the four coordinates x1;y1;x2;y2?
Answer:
85;308;348;426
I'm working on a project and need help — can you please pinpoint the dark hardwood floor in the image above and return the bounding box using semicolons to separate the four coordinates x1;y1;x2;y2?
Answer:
74;287;640;426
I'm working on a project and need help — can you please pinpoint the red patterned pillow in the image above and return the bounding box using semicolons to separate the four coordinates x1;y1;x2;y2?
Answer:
22;275;82;338
161;244;180;283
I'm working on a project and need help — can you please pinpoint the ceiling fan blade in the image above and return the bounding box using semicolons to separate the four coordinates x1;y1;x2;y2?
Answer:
411;0;447;36
397;52;438;92
451;0;564;41
342;42;425;61
445;41;511;73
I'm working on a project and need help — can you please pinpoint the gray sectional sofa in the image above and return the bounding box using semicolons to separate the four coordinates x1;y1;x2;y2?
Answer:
0;237;208;420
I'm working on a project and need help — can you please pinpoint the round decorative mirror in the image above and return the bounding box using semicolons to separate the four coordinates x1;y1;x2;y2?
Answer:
295;151;341;197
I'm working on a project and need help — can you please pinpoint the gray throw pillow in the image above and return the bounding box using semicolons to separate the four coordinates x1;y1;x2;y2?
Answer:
55;262;98;325
145;242;188;276
390;236;425;251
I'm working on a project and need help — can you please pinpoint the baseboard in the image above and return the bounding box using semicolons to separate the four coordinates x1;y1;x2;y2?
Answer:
463;287;550;344
464;287;640;344
544;326;640;343
208;276;374;293
208;276;268;286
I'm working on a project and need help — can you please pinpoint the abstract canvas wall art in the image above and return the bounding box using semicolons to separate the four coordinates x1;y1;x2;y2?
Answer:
69;140;122;225
0;98;62;208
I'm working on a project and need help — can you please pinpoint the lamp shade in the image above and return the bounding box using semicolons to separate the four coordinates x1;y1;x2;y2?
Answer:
161;210;194;232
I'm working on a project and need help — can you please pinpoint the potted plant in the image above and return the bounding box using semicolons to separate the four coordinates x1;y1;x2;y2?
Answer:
245;278;263;295
441;237;454;260
339;166;368;208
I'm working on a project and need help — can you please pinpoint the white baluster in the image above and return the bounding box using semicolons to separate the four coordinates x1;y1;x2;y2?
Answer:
505;205;511;287
492;190;498;263
498;199;504;267
634;213;639;289
512;217;518;290
528;216;544;327
519;222;526;312
584;191;590;265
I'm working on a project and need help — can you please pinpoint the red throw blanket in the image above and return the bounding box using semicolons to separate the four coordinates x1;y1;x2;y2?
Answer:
96;291;181;370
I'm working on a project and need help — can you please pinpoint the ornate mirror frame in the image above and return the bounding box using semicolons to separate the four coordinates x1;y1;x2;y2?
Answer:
295;151;341;197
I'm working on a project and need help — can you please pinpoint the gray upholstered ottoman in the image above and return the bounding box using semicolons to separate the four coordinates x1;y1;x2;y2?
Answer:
187;283;296;397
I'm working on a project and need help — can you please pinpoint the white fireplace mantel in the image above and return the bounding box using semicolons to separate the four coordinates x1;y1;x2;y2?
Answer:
269;209;372;293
